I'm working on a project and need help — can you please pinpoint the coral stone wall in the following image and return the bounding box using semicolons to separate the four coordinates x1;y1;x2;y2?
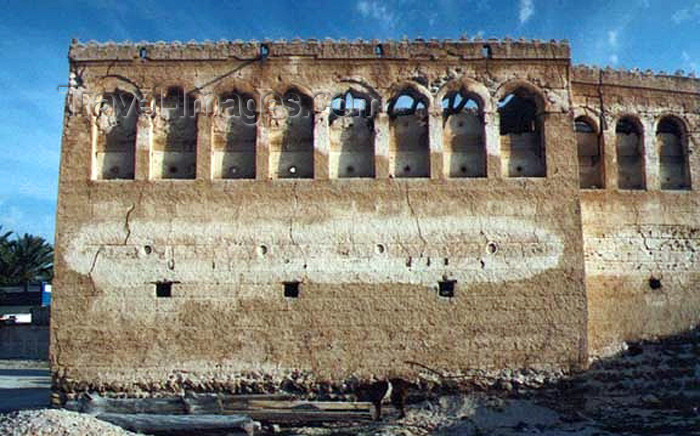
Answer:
572;67;700;356
54;39;588;397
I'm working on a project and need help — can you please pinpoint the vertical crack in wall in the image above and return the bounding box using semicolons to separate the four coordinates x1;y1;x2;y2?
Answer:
87;246;104;295
123;189;144;245
405;182;428;256
123;204;136;245
289;182;308;266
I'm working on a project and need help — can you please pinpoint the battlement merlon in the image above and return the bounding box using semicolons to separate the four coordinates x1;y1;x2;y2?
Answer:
68;38;571;62
572;65;700;95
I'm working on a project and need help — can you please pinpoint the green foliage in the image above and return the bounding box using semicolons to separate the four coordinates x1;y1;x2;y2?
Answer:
0;226;53;287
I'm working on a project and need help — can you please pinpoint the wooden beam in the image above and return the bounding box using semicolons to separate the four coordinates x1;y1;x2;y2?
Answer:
96;413;260;436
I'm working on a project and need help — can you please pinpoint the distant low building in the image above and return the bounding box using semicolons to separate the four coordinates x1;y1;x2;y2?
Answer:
0;282;51;325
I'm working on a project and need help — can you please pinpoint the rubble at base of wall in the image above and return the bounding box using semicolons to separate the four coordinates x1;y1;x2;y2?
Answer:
51;366;571;404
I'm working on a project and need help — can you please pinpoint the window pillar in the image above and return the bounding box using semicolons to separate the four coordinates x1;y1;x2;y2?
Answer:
135;112;152;181
689;131;699;190
429;109;443;179
313;108;330;180
196;113;212;180
256;113;270;180
484;110;501;178
602;119;617;190
642;116;659;191
374;112;390;178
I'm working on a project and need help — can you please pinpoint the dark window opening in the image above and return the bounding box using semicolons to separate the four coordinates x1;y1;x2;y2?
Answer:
260;44;269;58
375;44;384;57
155;282;172;298
284;281;300;298
442;89;486;178
575;116;604;189
139;47;148;59
95;90;138;180
616;117;645;190
154;86;198;179
482;44;492;58
657;116;690;190
270;89;315;179
215;91;257;179
388;89;430;178
438;280;456;298
498;88;545;177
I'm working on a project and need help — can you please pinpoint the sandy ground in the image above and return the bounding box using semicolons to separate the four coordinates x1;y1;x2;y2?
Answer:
0;326;697;435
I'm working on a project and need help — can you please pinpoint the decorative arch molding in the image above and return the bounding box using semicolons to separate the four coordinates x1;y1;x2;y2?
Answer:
653;113;690;135
385;81;432;113
493;79;547;113
573;107;601;133
435;78;492;113
613;114;645;135
324;79;382;115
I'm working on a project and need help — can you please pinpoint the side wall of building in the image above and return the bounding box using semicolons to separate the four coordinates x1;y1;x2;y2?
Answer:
572;67;700;356
52;41;588;397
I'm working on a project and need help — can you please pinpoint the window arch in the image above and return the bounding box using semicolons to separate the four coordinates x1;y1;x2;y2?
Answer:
269;88;314;179
212;92;257;179
575;116;604;189
329;90;375;178
657;116;690;190
388;89;429;178
153;86;198;179
442;89;486;178
498;87;546;177
94;90;137;179
616;117;645;190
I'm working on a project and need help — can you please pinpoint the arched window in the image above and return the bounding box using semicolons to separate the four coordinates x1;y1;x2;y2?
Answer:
442;90;485;177
616;117;645;190
269;88;314;179
575;116;603;189
657;117;690;190
153;87;197;179
212;92;257;179
94;91;137;179
388;89;429;178
329;91;375;178
498;88;546;177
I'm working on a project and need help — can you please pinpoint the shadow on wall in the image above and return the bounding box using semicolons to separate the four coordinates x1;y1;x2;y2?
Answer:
444;326;700;435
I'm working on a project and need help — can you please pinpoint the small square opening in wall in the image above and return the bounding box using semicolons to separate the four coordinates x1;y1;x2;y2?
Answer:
438;280;456;298
284;281;300;298
155;282;172;298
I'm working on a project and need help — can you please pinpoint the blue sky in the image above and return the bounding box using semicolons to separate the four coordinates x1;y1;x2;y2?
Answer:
1;0;698;242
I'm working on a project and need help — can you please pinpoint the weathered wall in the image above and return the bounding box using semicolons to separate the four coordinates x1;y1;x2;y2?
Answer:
53;39;588;396
572;67;700;356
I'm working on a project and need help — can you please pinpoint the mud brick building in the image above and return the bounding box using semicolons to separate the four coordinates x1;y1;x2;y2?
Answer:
53;38;700;398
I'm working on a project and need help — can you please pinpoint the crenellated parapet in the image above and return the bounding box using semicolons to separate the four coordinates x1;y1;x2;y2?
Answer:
69;37;571;62
572;64;700;95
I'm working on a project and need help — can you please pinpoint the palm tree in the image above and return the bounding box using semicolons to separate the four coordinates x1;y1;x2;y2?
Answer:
0;226;15;284
10;234;53;289
0;230;53;288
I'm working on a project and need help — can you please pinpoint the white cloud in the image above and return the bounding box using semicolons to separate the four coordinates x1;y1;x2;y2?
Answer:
356;1;398;29
519;0;534;24
681;51;697;74
607;30;618;48
672;2;700;24
609;54;619;65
